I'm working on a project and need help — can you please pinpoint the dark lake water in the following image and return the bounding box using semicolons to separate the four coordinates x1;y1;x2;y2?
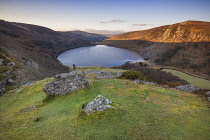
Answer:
57;45;143;66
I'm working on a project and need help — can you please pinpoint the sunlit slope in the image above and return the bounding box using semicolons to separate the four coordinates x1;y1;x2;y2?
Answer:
107;20;210;43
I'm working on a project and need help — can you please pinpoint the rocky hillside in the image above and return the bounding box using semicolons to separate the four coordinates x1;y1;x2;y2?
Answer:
106;20;210;42
59;31;108;42
0;20;93;95
100;21;210;79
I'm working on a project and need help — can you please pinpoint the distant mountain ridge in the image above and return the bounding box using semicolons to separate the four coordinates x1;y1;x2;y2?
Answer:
59;30;109;42
107;20;210;42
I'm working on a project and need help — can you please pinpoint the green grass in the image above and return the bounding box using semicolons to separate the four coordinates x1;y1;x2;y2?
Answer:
162;69;210;89
0;67;210;140
69;66;125;73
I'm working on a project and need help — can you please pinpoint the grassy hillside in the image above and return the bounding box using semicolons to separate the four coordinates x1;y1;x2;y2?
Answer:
162;69;210;89
1;67;210;140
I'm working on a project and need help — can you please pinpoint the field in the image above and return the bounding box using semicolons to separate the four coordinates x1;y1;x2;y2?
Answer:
0;67;210;140
162;69;210;89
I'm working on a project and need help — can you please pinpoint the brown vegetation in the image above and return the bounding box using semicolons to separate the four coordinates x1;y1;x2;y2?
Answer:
105;20;210;43
0;20;93;95
114;62;189;86
99;20;210;79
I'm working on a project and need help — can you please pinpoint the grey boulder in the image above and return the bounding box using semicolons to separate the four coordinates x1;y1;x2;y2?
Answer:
132;80;156;85
205;91;210;97
176;85;200;93
43;73;89;96
84;95;115;114
85;70;122;79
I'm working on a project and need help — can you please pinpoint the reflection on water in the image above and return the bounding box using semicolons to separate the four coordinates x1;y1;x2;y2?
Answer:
57;45;143;66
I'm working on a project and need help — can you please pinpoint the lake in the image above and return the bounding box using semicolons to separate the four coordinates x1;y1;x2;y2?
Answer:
57;45;143;66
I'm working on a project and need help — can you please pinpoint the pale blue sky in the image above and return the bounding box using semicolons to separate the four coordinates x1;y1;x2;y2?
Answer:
0;0;209;32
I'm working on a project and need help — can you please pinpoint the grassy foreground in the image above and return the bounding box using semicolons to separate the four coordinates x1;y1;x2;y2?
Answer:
162;69;210;89
0;67;210;140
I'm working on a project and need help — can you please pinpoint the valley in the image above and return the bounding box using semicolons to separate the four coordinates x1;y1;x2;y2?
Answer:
0;19;210;140
1;0;210;139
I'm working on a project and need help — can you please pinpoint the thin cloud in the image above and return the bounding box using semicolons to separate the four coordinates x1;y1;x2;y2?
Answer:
85;29;124;34
100;21;109;24
133;24;148;26
110;20;127;23
100;19;127;24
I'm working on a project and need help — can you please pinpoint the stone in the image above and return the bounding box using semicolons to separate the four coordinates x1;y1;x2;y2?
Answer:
16;88;22;92
96;75;115;79
69;70;85;75
132;80;142;84
7;79;14;84
207;97;210;102
142;81;156;85
132;80;156;85
18;106;35;113
26;60;38;69
0;58;3;65
85;70;122;79
85;70;112;76
175;85;200;93
22;81;35;86
84;95;115;114
34;118;40;122
7;62;15;67
115;72;123;77
0;86;6;96
145;98;151;101
43;73;89;96
205;91;210;97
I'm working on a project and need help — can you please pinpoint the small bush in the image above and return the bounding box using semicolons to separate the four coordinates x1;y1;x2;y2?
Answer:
193;89;210;96
120;70;149;81
165;82;182;88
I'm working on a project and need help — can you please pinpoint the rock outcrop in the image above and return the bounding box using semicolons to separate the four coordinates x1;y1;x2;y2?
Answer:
26;60;39;70
205;91;210;102
43;73;89;96
85;70;122;79
132;80;156;85
84;95;115;114
176;85;200;93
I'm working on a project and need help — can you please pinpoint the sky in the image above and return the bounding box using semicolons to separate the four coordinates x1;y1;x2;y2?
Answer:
0;0;209;33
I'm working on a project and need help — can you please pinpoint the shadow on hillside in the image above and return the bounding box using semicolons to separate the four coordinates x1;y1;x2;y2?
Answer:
99;40;210;79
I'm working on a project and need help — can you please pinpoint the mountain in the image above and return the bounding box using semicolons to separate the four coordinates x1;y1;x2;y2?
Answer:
99;20;210;79
59;31;109;42
106;20;210;42
84;29;124;37
0;20;93;95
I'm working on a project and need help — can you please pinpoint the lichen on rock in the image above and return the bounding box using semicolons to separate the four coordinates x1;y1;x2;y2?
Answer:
176;85;200;93
84;95;115;114
43;72;89;96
